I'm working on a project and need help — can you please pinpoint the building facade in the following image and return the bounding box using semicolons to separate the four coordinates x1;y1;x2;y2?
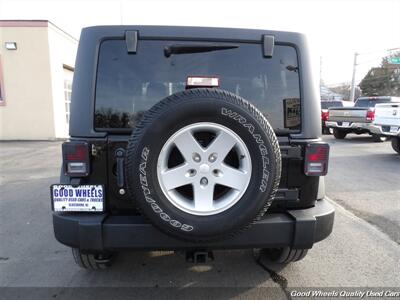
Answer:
0;20;78;140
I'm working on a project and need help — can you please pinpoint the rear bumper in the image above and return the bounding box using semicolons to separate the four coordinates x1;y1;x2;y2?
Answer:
325;121;373;132
369;125;400;137
53;197;334;252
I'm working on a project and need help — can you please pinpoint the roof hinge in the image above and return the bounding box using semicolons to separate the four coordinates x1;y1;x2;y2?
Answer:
125;31;138;53
262;35;275;58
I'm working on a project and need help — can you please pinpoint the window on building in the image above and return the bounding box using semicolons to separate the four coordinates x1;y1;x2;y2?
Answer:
63;66;74;124
64;80;72;123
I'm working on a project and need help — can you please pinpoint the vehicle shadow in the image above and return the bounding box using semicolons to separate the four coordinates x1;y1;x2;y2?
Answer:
67;249;289;299
330;151;399;161
329;135;387;144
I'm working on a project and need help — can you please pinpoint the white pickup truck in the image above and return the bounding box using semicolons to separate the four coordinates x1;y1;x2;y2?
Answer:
372;102;400;154
326;96;400;142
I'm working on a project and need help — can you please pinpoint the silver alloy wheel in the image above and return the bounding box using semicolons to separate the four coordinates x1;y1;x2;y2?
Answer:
157;122;252;216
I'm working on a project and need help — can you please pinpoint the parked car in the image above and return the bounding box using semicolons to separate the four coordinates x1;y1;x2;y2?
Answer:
50;26;334;269
372;102;400;154
321;100;343;134
326;96;400;142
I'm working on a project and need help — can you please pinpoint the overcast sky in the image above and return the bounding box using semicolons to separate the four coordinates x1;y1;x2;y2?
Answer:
1;0;399;86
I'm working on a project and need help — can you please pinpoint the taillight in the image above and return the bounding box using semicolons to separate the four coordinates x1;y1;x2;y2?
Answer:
366;108;375;121
321;109;329;121
62;141;90;176
304;143;329;176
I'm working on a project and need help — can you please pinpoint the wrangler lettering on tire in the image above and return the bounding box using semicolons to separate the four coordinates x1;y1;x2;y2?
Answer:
221;107;270;192
125;88;281;242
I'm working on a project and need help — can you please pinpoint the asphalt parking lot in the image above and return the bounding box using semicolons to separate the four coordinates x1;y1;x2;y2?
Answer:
0;135;399;299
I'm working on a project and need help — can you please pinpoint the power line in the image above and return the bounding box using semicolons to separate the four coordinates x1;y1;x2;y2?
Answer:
326;73;399;88
326;83;352;87
357;47;400;56
358;74;400;81
356;58;383;65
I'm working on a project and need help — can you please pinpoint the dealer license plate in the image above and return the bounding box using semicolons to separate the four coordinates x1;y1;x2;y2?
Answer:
51;185;104;212
390;126;399;133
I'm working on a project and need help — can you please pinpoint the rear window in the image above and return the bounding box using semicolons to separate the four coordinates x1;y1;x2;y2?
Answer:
355;99;391;108
95;40;301;134
321;101;343;109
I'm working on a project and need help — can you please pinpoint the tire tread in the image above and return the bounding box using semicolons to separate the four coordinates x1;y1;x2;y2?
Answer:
71;248;111;270
261;247;309;264
392;137;400;154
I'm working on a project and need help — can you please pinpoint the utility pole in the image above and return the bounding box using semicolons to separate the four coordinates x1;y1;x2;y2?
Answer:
320;56;323;86
349;52;358;102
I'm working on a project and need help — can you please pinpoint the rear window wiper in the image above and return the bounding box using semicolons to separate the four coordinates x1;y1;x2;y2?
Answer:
164;43;239;57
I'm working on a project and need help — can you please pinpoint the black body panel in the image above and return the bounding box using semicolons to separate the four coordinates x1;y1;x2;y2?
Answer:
53;198;334;251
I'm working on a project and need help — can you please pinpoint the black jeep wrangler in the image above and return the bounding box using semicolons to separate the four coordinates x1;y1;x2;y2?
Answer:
51;26;334;269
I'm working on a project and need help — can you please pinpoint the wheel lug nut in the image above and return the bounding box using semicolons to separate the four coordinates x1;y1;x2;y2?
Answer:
192;153;201;162
186;169;197;177
208;153;218;163
212;169;221;177
200;177;208;186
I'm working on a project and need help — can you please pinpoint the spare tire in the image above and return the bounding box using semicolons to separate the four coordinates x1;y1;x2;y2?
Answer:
125;88;281;242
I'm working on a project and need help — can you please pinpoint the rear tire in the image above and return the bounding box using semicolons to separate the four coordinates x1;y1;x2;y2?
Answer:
333;128;347;139
322;127;331;135
259;247;308;264
391;137;400;154
372;134;387;143
71;248;113;270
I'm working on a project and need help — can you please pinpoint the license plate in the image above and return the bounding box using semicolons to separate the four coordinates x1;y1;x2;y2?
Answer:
390;126;399;133
342;122;350;127
51;185;104;212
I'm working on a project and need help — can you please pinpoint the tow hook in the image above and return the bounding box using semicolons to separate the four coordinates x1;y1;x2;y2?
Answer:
185;250;214;263
115;148;125;190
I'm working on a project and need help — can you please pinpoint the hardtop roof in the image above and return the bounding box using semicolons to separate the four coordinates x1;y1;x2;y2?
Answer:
81;25;305;43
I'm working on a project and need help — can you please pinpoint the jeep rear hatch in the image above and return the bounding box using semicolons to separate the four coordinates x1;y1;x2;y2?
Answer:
94;39;301;135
